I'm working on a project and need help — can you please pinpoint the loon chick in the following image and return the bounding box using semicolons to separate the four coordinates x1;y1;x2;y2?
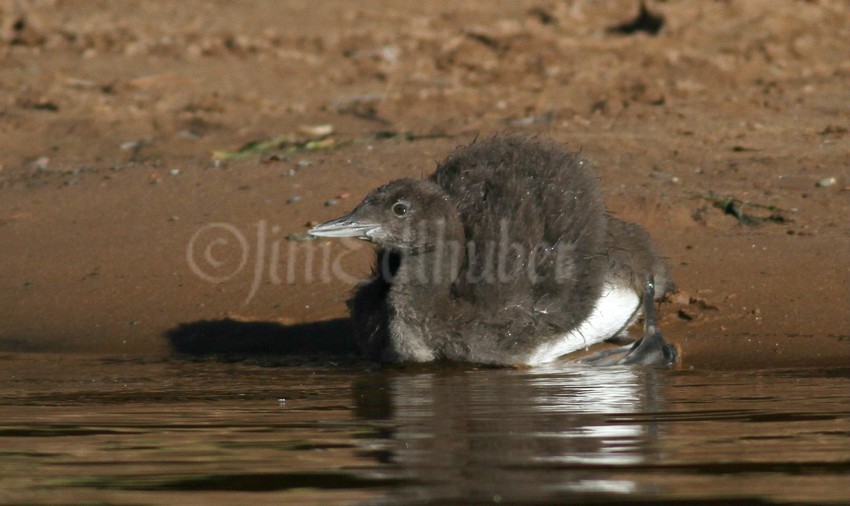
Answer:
310;134;677;366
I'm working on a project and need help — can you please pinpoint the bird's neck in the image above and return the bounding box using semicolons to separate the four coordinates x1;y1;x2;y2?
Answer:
392;218;465;306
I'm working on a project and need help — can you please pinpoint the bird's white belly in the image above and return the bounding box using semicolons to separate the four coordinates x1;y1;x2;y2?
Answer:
525;284;640;366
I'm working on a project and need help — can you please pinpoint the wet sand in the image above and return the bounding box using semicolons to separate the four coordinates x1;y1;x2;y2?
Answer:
0;1;848;368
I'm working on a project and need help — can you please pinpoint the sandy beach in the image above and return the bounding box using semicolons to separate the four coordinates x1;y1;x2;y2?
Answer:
1;0;848;369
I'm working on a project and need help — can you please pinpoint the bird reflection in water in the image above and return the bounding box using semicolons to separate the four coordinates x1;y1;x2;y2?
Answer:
352;364;670;502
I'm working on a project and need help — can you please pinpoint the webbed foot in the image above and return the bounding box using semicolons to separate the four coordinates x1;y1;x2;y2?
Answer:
580;275;678;367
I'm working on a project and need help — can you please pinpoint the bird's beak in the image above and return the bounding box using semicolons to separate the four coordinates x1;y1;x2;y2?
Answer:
308;210;381;240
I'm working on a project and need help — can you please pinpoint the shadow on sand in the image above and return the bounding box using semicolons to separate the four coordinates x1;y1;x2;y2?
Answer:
165;317;360;363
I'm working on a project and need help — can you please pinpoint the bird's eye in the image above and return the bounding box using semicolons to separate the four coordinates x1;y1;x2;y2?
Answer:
392;201;410;217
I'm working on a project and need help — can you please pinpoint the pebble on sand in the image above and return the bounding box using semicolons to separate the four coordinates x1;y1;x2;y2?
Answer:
816;177;837;188
34;157;50;171
298;124;334;138
120;140;142;151
286;232;315;242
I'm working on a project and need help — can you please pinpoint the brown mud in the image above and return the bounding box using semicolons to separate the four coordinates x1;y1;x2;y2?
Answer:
1;1;848;369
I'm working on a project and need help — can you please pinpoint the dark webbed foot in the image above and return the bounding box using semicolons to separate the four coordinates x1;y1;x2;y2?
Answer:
580;275;678;367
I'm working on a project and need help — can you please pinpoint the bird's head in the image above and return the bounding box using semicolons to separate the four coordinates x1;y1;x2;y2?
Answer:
309;178;461;253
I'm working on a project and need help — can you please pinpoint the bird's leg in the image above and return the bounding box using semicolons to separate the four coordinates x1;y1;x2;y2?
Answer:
617;275;678;365
579;275;678;367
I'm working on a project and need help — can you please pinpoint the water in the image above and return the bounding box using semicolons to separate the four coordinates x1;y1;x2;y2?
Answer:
1;354;848;505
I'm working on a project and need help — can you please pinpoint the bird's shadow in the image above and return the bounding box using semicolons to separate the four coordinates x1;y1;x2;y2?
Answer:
165;317;361;364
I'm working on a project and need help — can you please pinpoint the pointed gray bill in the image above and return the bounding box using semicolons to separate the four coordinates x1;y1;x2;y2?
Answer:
308;212;381;239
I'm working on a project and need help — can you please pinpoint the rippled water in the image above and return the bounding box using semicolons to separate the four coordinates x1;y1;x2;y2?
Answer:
1;354;848;505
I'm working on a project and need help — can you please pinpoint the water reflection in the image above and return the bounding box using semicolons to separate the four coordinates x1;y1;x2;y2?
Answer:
1;356;848;504
354;364;671;502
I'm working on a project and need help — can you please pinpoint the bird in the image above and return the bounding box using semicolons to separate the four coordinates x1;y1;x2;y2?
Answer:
309;134;677;366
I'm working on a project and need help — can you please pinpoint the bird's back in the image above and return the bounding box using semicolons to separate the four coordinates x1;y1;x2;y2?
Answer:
429;135;609;349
